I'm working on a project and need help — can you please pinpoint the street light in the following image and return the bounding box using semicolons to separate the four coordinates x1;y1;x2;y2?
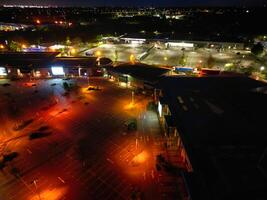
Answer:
33;179;41;200
260;66;265;71
96;51;101;57
131;91;135;105
70;48;76;55
130;54;135;63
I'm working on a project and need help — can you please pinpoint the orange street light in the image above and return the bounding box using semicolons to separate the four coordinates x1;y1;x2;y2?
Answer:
130;54;135;63
70;48;76;54
36;19;41;24
22;44;27;49
0;44;4;49
95;51;101;57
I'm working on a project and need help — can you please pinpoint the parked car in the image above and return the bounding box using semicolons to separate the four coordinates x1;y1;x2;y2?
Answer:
3;152;18;163
124;118;137;131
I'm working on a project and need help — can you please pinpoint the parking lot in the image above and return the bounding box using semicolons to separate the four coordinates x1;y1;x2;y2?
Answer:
0;77;184;200
84;43;260;70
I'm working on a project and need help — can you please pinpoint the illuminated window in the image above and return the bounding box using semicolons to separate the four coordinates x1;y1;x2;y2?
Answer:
51;66;65;75
0;67;7;76
158;102;162;117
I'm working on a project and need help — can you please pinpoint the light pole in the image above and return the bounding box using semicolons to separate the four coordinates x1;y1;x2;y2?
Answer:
131;91;135;105
33;179;42;200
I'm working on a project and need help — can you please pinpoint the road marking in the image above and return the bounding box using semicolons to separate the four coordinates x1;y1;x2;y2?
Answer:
57;176;65;184
143;172;146;180
26;148;32;154
151;170;155;179
106;158;114;164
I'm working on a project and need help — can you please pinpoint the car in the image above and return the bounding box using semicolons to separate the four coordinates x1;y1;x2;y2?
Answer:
3;152;19;163
124;118;137;131
2;83;11;87
38;126;50;132
85;51;94;56
29;132;52;140
0;161;5;170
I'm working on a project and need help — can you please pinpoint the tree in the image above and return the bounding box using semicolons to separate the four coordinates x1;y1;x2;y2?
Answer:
9;41;21;52
178;52;187;66
207;54;215;68
240;66;255;76
114;50;118;62
72;37;82;47
63;82;70;91
65;36;71;46
251;42;264;56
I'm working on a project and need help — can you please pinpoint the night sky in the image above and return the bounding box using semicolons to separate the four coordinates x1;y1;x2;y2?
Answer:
1;0;267;6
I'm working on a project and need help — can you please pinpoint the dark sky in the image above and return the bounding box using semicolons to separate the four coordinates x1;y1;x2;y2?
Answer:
1;0;267;6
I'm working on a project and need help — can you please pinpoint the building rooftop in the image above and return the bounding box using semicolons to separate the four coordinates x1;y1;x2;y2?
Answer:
108;62;170;83
158;76;267;200
0;52;112;68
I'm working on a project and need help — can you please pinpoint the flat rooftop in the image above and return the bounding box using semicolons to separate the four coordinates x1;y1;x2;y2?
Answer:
158;76;267;200
0;52;112;67
108;62;170;83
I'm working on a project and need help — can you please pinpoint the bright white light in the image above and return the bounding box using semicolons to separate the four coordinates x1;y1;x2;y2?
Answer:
49;44;66;50
51;66;65;75
166;42;194;48
0;67;7;76
158;102;162;117
260;66;265;71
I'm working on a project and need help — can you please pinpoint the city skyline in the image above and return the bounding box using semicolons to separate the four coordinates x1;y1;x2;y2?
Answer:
1;0;267;7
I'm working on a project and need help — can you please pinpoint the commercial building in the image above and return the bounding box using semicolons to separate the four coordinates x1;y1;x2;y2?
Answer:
0;52;112;78
106;63;170;89
157;76;267;200
120;34;245;50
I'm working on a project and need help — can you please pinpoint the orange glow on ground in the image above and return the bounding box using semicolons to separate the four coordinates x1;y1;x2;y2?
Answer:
81;87;90;94
24;82;36;87
131;150;148;166
124;102;135;110
30;187;67;200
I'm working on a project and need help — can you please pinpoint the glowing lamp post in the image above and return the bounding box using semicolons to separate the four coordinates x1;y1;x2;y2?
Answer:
130;54;135;63
131;91;135;105
96;51;101;57
96;51;101;66
70;48;76;56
